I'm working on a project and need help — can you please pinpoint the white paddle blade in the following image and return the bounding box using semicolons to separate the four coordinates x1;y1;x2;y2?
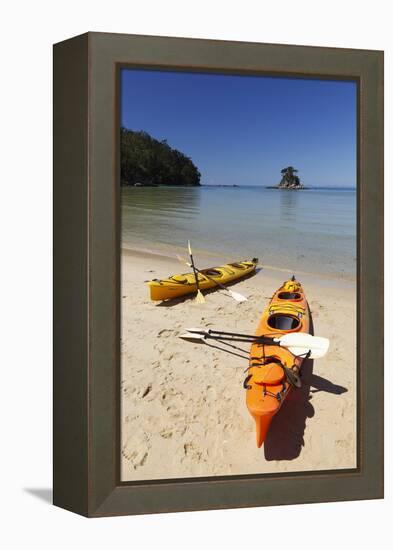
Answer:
179;332;206;341
286;344;328;360
187;240;192;255
195;290;206;304
229;290;248;302
279;333;330;359
185;327;208;334
307;337;329;359
176;254;191;267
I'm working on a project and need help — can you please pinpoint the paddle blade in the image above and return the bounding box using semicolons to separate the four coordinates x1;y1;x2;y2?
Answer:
195;289;206;304
306;337;329;359
279;333;330;359
229;290;248;302
176;254;191;267
179;332;206;341
185;327;207;334
283;366;302;388
187;240;192;255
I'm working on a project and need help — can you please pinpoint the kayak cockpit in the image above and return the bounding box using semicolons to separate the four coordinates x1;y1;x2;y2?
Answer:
267;314;301;331
277;291;302;300
200;269;225;280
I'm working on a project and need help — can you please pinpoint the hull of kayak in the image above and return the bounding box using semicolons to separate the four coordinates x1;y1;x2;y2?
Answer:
245;277;310;447
147;259;258;301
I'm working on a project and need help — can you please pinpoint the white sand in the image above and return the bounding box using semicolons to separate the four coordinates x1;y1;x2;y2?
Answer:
121;248;356;481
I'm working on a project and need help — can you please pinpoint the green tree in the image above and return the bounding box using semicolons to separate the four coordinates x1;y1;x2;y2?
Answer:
120;128;201;186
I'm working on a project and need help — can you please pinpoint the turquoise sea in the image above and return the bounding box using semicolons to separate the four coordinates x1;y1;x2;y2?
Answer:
121;186;356;279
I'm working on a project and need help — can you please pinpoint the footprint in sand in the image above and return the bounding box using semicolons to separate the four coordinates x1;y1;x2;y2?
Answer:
122;448;148;469
122;385;135;397
153;343;165;354
140;384;153;398
182;442;205;463
159;429;173;439
122;430;150;470
157;328;175;338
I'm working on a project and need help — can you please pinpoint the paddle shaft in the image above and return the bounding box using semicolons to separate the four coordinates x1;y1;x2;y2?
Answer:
183;329;328;359
179;254;241;295
197;333;277;345
191;328;277;343
177;253;247;302
190;264;234;292
187;245;202;294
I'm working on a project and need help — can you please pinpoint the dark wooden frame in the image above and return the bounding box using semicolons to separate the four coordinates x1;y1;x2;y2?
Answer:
53;32;383;517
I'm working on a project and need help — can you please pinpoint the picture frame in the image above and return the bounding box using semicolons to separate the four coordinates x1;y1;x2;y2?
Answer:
53;32;383;517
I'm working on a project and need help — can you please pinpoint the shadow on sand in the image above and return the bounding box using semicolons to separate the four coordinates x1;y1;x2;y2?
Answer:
203;339;250;361
263;314;347;461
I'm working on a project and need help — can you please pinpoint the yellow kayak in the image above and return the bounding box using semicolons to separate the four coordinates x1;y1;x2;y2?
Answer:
147;258;258;301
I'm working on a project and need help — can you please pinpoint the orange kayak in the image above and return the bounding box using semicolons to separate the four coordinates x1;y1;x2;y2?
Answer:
245;277;310;447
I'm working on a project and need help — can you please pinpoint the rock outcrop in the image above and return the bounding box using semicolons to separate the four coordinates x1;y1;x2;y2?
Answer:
277;166;304;189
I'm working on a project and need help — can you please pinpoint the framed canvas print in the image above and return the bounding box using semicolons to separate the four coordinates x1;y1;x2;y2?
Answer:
53;32;383;517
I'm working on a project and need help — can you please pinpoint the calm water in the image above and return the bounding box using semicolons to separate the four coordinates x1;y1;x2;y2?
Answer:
121;186;356;278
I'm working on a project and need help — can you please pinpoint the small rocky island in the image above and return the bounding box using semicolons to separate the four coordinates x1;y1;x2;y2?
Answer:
270;166;305;189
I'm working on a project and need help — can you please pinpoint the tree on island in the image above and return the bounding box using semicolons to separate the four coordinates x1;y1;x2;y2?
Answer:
121;127;201;186
278;166;304;189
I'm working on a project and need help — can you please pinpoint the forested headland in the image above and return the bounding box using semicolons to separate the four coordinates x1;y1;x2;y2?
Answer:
121;128;201;186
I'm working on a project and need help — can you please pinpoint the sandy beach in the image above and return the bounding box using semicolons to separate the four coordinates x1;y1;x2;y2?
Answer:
120;247;356;481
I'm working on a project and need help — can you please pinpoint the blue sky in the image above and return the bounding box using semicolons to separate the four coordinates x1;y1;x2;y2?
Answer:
121;69;356;187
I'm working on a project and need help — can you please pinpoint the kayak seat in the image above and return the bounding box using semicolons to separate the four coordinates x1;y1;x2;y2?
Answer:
204;269;222;277
170;275;189;283
228;262;246;269
251;363;284;386
267;314;300;330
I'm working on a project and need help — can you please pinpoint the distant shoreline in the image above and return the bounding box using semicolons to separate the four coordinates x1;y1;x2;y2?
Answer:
266;186;308;190
122;184;355;190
